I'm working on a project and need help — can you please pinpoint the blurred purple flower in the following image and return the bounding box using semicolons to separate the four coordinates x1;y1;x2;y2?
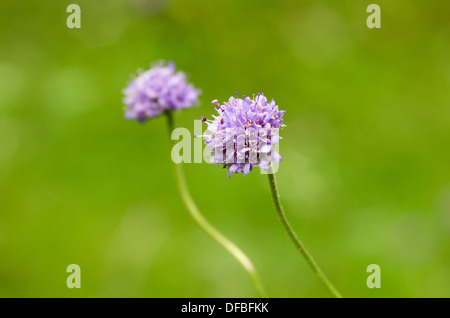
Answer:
202;93;285;177
123;61;200;122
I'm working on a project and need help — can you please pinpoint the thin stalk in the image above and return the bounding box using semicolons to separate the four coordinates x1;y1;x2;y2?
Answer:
165;111;267;297
267;170;342;298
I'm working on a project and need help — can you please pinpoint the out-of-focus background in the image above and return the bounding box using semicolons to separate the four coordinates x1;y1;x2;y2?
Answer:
0;0;449;298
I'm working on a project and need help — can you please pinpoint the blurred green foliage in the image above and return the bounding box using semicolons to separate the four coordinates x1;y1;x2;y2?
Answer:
0;0;449;297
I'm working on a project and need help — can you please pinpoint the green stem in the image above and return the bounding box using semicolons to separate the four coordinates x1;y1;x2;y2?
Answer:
267;170;342;298
165;111;267;298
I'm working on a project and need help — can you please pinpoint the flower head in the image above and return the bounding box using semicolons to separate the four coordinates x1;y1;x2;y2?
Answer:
123;61;199;122
202;93;285;177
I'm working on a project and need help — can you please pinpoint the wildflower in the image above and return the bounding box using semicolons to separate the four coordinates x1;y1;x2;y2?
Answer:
202;93;285;177
123;61;199;122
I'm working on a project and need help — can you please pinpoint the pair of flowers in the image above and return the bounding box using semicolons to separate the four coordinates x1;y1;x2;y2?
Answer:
124;61;283;178
123;61;341;297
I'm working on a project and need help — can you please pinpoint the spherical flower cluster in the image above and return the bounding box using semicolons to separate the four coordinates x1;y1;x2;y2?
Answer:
202;94;285;177
123;61;199;122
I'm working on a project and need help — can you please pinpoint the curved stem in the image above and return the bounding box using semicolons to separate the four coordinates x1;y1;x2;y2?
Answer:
268;170;342;298
165;111;267;298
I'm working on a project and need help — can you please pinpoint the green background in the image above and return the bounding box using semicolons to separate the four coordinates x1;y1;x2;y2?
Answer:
1;0;449;297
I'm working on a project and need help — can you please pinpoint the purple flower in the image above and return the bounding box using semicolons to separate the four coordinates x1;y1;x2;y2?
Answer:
123;61;200;122
202;93;285;177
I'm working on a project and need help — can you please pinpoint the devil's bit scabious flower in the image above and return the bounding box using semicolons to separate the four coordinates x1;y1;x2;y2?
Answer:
123;61;199;122
202;93;285;177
